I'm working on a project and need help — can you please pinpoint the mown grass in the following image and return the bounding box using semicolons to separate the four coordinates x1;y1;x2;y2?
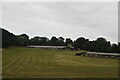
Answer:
2;47;118;78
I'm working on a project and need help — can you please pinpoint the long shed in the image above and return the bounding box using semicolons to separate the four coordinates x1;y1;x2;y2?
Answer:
27;46;67;49
77;52;120;59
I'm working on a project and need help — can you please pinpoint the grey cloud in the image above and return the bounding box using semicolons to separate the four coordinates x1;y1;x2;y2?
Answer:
2;2;118;43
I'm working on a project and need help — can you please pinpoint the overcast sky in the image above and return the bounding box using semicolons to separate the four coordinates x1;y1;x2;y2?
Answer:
2;2;118;43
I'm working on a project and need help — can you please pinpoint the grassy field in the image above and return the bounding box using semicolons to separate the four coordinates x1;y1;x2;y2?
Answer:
2;47;118;78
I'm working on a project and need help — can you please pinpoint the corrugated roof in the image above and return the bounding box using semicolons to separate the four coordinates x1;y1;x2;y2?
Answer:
87;52;120;56
27;46;67;48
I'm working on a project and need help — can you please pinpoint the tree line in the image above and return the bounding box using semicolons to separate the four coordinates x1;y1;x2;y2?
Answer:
1;28;120;53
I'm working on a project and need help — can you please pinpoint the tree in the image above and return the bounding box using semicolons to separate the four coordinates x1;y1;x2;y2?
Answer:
2;27;120;53
95;37;111;52
87;41;96;51
17;34;29;46
29;36;49;46
50;36;59;46
73;37;87;50
2;28;17;48
65;38;73;47
58;37;65;46
111;44;118;53
29;36;41;45
39;37;49;46
82;39;89;50
118;42;120;53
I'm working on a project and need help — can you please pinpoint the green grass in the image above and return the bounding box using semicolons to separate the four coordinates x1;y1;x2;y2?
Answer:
2;47;118;78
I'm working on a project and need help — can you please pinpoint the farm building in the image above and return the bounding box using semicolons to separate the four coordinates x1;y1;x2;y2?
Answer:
76;52;120;59
27;45;68;49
